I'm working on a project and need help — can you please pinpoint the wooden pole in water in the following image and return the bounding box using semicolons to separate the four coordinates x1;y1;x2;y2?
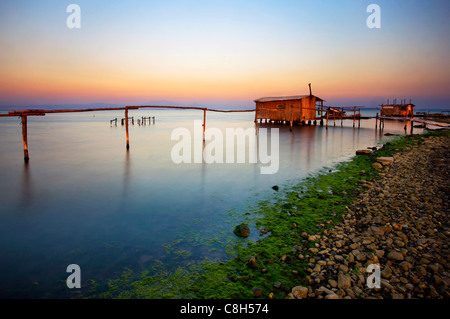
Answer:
375;113;378;129
290;105;294;131
21;115;29;162
341;107;343;127
358;108;361;128
404;112;408;131
203;108;206;141
254;109;258;134
125;107;130;150
353;107;356;127
326;109;329;129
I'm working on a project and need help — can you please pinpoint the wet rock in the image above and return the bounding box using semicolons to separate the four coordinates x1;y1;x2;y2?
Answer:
234;223;250;238
247;256;257;269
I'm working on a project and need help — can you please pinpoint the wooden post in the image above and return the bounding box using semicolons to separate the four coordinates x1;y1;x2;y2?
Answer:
353;107;356;127
326;110;329;129
125;108;130;150
341;107;343;127
254;110;258;134
290;105;294;131
375;113;378;129
358;109;361;128
203;109;206;141
404;112;408;131
21;115;29;162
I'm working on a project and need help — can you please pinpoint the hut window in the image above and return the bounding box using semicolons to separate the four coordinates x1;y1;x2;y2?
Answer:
277;104;286;109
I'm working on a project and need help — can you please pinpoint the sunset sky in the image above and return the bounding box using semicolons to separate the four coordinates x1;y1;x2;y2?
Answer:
0;0;449;109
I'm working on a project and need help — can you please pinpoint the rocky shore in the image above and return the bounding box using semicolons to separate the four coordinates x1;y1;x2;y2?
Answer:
290;133;450;299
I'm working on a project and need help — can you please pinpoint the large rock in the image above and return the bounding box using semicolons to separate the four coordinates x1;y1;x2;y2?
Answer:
356;149;372;155
234;223;250;238
376;157;394;166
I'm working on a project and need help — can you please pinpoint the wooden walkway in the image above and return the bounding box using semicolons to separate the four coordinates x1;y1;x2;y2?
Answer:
0;105;255;162
1;105;448;162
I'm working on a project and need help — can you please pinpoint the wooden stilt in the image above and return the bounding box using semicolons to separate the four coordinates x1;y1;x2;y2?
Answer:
21;115;29;162
290;106;293;131
326;110;329;129
404;112;408;131
353;107;356;127
358;109;361;128
203;109;206;141
125;108;130;150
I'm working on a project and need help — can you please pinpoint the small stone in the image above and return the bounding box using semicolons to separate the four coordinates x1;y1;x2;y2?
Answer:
375;250;385;258
338;272;352;289
292;286;308;299
325;293;340;299
387;251;404;261
399;261;412;271
356;149;371;155
381;266;393;279
248;256;258;268
252;287;263;297
416;265;427;276
328;279;338;288
372;162;383;170
376;157;394;165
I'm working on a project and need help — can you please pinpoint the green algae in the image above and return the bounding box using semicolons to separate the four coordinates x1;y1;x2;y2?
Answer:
98;130;449;299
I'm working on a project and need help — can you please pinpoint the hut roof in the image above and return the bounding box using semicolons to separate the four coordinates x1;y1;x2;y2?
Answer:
254;95;324;103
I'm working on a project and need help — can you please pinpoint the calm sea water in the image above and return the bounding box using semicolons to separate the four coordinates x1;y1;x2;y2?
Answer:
0;108;422;298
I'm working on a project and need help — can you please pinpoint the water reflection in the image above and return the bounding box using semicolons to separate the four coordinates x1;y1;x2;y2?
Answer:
19;162;32;211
